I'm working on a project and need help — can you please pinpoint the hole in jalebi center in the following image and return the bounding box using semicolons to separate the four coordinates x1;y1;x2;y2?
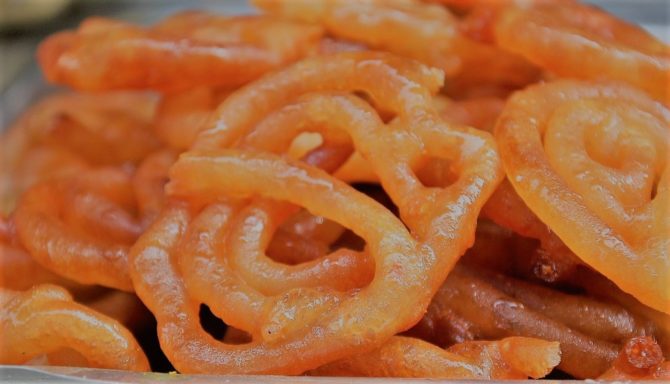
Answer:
199;304;227;341
267;208;347;266
266;183;396;267
416;156;459;188
199;302;252;345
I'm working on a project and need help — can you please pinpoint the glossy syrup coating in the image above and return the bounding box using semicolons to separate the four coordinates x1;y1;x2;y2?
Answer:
38;11;323;92
125;52;501;373
254;0;539;89
336;94;505;184
196;51;472;284
194;49;499;324
0;215;81;291
417;264;621;378
196;51;500;259
0;284;148;370
312;336;560;379
193;51;444;150
13;169;141;291
599;336;670;380
571;267;670;354
132;150;425;374
482;179;581;282
494;2;670;101
495;80;670;314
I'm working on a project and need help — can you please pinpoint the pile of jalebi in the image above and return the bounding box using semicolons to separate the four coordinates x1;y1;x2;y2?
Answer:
0;0;668;379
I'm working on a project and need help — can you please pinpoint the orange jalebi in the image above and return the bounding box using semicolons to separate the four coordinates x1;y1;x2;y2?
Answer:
495;80;669;314
14;168;141;290
175;50;499;335
38;11;322;92
132;149;176;227
312;336;560;379
0;284;148;370
0;215;81;291
133;150;426;373
0;92;156;214
2;0;669;379
128;54;499;375
494;2;670;101
254;0;539;89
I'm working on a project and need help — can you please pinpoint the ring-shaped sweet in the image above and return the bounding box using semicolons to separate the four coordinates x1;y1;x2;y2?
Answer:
131;150;428;374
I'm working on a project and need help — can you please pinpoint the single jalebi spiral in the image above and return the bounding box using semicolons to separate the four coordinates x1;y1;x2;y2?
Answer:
127;51;502;374
495;80;670;314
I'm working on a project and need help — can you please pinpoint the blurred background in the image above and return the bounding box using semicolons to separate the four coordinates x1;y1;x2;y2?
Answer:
0;0;668;127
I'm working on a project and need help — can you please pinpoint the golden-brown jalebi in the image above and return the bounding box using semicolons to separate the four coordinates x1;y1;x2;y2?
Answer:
482;179;582;282
413;264;622;378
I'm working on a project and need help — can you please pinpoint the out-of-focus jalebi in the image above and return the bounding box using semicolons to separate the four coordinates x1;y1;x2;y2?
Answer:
1;0;668;378
38;11;323;92
0;284;148;370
